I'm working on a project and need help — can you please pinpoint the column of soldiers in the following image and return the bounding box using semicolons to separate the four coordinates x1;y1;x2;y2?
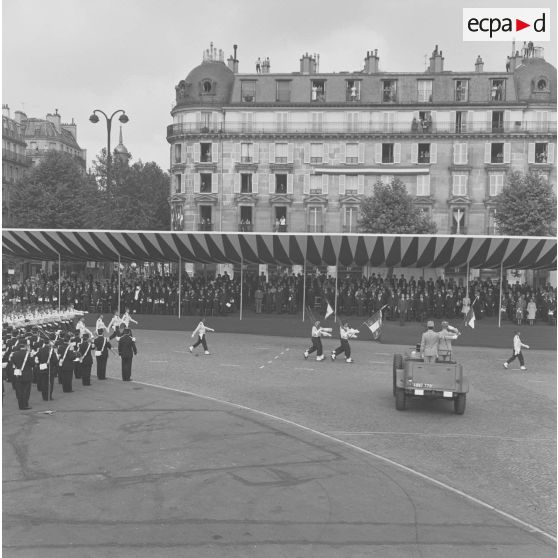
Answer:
2;309;137;411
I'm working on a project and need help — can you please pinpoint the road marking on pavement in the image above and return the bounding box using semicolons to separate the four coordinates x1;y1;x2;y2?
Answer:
327;431;555;442
134;379;557;545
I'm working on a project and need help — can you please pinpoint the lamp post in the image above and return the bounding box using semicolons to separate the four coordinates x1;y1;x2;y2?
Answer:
89;109;129;228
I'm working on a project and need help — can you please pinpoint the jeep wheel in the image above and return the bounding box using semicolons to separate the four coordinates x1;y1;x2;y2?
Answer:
395;388;406;411
393;354;403;396
454;394;466;415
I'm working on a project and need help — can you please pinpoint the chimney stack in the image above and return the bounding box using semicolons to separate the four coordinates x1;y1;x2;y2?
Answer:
62;117;77;140
364;49;380;74
14;110;27;125
46;108;61;132
300;53;317;74
474;55;484;72
227;44;239;72
428;45;444;72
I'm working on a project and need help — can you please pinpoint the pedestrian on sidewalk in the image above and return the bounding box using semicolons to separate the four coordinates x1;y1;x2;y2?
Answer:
304;320;332;361
503;330;530;370
189;320;215;355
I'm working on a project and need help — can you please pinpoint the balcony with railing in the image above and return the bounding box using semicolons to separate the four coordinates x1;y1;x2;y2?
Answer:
306;224;323;233
167;120;556;137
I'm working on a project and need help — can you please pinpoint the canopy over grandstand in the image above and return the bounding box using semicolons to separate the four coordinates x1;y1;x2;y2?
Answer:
2;230;556;270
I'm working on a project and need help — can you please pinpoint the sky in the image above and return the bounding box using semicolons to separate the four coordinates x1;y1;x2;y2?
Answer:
3;0;557;173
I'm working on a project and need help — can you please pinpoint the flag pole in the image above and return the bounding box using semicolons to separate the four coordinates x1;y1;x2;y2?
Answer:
178;256;182;319
240;255;243;321
302;258;306;322
118;255;121;314
58;253;61;314
498;263;503;328
334;262;338;323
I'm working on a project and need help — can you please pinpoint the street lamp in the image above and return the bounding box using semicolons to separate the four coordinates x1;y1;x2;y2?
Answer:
89;109;129;228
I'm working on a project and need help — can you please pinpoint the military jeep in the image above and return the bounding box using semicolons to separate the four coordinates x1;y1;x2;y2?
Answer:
392;348;469;414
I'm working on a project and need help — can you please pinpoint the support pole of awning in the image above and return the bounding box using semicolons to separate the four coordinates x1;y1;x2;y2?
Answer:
58;253;61;314
240;255;244;321
498;263;503;328
302;258;306;322
334;262;338;323
178;256;182;319
118;255;121;314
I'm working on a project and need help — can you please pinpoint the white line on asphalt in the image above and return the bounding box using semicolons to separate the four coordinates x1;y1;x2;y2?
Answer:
133;379;557;545
327;431;555;442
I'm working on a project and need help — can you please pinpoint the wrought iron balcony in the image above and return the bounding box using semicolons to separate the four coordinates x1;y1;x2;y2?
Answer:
167;120;556;138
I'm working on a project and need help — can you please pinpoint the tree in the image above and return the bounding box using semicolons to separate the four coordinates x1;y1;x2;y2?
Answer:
358;178;437;234
494;171;556;236
10;151;98;229
90;152;170;230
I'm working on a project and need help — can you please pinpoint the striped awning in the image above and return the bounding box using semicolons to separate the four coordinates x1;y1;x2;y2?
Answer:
2;230;556;270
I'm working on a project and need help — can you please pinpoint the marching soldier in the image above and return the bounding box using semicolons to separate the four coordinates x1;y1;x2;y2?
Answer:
189;320;214;355
331;321;359;363
10;336;34;410
304;320;332;361
93;328;111;380
35;334;58;401
77;333;94;386
118;328;137;381
57;334;76;393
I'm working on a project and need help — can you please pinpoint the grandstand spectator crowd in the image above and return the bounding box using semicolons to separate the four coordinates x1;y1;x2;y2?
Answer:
3;269;557;326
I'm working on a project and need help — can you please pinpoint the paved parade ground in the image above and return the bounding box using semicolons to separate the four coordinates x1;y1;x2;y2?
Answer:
3;325;556;557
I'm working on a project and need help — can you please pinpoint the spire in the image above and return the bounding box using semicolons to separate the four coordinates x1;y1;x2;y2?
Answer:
113;125;131;164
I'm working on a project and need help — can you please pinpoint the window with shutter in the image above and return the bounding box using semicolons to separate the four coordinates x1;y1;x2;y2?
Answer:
417;175;430;196
346;143;358;164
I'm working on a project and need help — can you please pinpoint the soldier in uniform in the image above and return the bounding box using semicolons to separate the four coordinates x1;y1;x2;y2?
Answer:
57;334;76;393
94;328;111;380
10;336;34;410
35;333;58;401
77;333;94;386
118;328;137;381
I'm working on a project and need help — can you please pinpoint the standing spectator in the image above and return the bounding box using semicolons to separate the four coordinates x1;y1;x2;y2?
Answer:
503;331;530;370
526;298;537;326
254;286;263;313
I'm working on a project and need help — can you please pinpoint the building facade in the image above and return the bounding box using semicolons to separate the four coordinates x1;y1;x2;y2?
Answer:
167;43;556;235
14;108;87;170
2;104;31;225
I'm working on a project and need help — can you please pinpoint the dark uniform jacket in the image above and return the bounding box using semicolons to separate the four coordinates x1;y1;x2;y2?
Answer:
10;348;34;382
118;334;137;359
93;336;111;358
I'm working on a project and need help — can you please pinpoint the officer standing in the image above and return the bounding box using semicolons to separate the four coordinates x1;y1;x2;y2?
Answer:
420;320;440;363
77;333;94;386
118;328;137;381
57;334;76;393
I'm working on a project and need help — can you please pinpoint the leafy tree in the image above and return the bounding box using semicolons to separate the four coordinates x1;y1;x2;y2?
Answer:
9;151;98;229
494;171;556;236
89;152;171;230
358;178;437;234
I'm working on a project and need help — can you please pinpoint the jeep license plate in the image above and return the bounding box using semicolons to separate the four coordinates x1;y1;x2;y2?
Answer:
414;389;424;396
443;391;453;398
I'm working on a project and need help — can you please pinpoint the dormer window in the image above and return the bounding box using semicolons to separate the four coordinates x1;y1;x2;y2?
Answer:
200;80;216;95
311;80;325;102
490;79;505;101
203;81;212;93
382;80;397;103
241;80;256;103
537;79;547;90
